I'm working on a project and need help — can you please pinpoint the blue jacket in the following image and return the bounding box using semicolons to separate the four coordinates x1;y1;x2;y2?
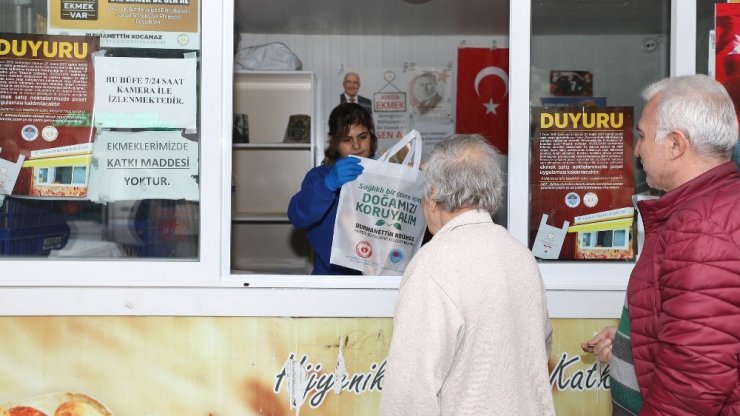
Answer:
288;164;362;275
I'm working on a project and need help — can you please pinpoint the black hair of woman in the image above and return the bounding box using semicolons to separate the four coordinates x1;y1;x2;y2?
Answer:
324;103;378;164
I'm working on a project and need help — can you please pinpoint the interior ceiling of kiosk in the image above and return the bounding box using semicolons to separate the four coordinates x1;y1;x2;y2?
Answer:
235;0;671;36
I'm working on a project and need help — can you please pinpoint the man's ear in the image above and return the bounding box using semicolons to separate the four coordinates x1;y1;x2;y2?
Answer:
666;130;689;160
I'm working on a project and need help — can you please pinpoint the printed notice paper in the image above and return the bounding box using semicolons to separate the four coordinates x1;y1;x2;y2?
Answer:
93;56;197;130
0;32;98;199
87;130;199;202
529;107;636;261
47;0;200;50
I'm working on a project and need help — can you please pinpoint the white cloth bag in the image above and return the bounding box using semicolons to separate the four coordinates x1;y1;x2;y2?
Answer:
234;42;303;71
330;130;426;275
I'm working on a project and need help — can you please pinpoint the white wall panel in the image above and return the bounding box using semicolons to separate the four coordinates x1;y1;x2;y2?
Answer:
240;33;666;147
532;34;668;117
239;34;507;143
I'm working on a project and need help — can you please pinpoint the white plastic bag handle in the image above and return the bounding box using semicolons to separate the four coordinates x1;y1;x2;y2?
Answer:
377;129;422;169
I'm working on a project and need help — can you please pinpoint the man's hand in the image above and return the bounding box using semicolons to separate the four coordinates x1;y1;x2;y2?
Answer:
581;325;616;364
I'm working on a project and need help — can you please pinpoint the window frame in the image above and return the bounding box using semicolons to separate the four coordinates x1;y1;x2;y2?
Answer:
0;1;700;305
224;0;698;291
0;0;223;285
504;0;696;293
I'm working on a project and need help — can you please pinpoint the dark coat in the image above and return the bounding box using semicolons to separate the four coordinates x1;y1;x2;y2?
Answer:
340;94;373;114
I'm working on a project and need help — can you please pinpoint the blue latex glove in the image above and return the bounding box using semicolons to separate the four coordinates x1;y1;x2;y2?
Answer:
324;157;364;191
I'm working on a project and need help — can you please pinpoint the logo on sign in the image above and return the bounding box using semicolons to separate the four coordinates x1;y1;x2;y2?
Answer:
565;192;581;208
61;0;98;20
388;248;405;264
373;92;407;113
356;241;373;258
583;192;598;208
21;125;38;141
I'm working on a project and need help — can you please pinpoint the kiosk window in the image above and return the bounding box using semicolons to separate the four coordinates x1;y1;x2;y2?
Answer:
0;2;202;260
528;1;670;263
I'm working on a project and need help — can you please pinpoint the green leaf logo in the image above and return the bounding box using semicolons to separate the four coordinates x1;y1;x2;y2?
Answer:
393;223;402;231
376;220;386;226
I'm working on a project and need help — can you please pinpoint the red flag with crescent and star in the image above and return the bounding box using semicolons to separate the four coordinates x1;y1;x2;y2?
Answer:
455;47;509;154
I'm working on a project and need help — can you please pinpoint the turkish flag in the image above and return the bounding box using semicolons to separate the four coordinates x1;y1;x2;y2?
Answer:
716;4;740;124
456;47;509;154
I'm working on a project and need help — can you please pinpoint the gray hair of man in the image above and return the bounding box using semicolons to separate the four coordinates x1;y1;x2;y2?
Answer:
422;134;504;215
641;74;739;158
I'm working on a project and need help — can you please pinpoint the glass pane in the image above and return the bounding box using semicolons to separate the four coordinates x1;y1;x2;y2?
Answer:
0;3;201;260
581;233;591;247
613;229;627;247
598;231;613;248
529;0;670;262
72;166;86;185
55;167;73;185
37;168;48;184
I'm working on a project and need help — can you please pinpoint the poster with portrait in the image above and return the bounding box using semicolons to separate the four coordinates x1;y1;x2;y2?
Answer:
529;106;636;261
47;0;200;50
540;97;607;108
332;67;454;158
549;70;594;97
335;68;409;154
408;68;452;118
338;70;375;115
0;32;98;199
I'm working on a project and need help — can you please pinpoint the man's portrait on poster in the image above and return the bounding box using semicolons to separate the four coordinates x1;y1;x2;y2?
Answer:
410;71;445;115
339;71;373;115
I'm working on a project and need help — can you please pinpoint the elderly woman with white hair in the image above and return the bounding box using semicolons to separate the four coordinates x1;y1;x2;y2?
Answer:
379;134;555;416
